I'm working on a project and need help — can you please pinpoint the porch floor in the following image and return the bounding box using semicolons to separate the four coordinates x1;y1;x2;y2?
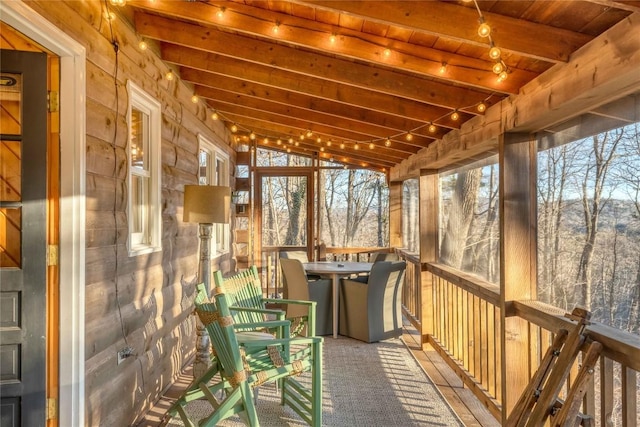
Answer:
137;324;499;426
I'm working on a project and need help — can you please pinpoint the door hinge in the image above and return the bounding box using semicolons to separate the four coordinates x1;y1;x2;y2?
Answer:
47;245;58;266
46;397;57;420
48;90;59;113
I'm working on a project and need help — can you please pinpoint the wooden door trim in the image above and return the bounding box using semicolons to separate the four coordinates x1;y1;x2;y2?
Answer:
1;4;87;426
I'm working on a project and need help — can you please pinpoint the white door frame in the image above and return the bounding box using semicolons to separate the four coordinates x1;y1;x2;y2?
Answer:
1;2;86;426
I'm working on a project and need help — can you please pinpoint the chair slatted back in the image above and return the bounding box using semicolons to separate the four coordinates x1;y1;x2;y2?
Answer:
222;266;267;326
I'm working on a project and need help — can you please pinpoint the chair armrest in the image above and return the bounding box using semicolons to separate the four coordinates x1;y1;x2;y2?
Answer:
264;298;316;308
241;336;323;348
230;306;286;320
234;319;291;338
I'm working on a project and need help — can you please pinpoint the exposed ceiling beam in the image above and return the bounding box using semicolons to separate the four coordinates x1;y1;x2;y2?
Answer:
135;12;495;110
130;0;537;92
292;0;593;62
161;43;469;131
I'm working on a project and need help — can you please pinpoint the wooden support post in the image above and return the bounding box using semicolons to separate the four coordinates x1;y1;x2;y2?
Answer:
499;132;538;422
419;169;438;344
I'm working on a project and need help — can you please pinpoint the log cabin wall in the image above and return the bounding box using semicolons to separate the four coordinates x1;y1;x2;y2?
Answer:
23;2;235;425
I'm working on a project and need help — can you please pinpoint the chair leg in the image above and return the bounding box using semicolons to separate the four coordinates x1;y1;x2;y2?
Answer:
311;342;323;427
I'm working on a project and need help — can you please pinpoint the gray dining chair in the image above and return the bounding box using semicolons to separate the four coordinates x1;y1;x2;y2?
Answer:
279;250;322;280
339;261;406;343
280;258;333;336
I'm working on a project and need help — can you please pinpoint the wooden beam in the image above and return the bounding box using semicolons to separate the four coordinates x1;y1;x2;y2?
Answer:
499;132;538;422
134;11;493;110
162;43;463;132
129;0;536;93
294;0;593;62
391;12;640;179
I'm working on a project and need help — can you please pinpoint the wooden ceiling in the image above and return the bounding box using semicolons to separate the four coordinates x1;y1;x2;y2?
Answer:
125;0;640;171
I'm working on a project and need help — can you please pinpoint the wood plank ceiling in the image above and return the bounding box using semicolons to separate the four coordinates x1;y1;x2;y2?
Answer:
125;0;640;171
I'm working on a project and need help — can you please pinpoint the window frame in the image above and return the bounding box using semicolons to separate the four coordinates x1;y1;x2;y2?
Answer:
198;133;230;256
126;81;162;257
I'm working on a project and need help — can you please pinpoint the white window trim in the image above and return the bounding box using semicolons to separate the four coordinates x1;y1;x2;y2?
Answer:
127;81;162;257
198;134;230;256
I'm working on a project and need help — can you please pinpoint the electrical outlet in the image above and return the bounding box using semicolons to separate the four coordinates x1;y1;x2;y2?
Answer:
117;346;134;365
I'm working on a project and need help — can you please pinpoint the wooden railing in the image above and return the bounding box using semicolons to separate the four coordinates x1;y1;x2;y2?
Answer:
397;249;640;424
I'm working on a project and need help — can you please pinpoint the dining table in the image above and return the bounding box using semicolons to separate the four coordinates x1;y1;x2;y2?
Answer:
303;261;373;338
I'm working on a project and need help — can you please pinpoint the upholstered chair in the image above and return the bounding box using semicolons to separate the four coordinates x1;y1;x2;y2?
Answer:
339;261;406;343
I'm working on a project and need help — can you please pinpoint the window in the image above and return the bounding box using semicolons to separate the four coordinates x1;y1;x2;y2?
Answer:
127;81;161;256
439;161;500;284
198;134;230;255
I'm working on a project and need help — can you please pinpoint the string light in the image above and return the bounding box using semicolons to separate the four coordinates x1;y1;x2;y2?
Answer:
383;48;391;57
316;137;322;143
104;10;116;21
230;124;238;133
489;45;501;60
216;7;226;18
109;0;126;6
477;18;491;38
249;131;256;140
369;142;375;149
439;62;447;74
211;111;219;120
329;33;337;44
498;71;508;82
287;148;291;153
138;40;148;51
191;95;199;103
295;141;299;146
165;71;174;81
354;143;360;150
288;137;294;144
340;142;345;149
272;21;280;34
451;111;460;121
306;130;313;137
320;147;325;152
299;134;305;140
264;137;270;144
326;140;332;146
428;123;437;133
406;132;413;141
477;102;487;113
276;139;282;145
492;61;504;74
385;138;391;147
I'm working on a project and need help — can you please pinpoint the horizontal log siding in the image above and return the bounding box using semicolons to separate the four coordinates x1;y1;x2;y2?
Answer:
25;1;235;425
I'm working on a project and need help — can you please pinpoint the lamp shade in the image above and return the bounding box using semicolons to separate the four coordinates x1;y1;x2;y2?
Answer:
183;185;231;224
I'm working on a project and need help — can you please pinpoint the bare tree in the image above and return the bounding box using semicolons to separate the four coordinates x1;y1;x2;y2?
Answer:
440;169;482;269
575;131;622;308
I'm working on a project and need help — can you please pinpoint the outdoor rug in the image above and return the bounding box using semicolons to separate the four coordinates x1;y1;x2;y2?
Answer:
166;336;463;426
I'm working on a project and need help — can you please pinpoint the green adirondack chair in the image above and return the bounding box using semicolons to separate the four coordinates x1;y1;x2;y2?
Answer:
225;265;319;337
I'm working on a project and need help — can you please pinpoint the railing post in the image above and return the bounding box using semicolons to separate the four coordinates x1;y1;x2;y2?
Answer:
419;169;438;345
388;181;403;249
499;132;538;422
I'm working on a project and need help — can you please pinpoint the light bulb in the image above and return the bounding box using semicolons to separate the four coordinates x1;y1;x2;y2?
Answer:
295;141;299;146
492;61;504;74
276;139;282;145
191;95;199;103
211;111;219;120
428;124;437;133
498;71;508;82
306;130;313;137
439;62;447;74
340;143;345;149
354;143;359;150
385;138;391;147
231;124;238;133
329;34;337;44
216;7;225;18
478;22;491;38
320;147;325;152
383;48;391;57
406;132;413;141
288;138;294;144
300;134;305;140
287;148;291;153
326;140;332;146
138;41;148;51
264;138;270;144
249;131;256;140
165;71;174;81
489;46;501;60
272;22;280;34
369;142;375;149
109;0;126;6
477;102;487;113
317;137;322;143
104;10;116;21
451;111;460;121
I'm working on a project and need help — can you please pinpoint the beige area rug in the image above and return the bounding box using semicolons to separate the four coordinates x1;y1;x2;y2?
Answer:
166;336;463;426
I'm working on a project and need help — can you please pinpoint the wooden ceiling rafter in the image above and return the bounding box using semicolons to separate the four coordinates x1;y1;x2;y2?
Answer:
123;0;636;172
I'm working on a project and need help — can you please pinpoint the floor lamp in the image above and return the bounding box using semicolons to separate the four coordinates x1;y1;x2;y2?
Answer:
183;184;231;378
